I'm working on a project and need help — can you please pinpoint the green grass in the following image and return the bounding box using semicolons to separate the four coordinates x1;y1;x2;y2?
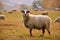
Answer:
0;10;60;40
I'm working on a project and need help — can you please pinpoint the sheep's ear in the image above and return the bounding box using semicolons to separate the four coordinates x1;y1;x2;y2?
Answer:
27;11;30;13
21;10;24;13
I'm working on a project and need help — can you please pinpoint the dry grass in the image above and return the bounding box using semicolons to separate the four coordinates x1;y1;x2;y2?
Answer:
0;10;60;40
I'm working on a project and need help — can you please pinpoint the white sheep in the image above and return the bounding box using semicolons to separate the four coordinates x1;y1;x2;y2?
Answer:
41;11;48;15
8;11;12;14
21;10;51;36
0;15;5;20
12;10;17;12
54;16;60;23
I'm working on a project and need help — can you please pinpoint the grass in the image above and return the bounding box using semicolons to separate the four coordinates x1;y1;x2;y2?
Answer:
0;10;60;40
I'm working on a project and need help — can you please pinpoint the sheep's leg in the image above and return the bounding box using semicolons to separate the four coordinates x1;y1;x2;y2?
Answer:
42;27;45;34
46;24;50;35
47;29;50;35
29;29;32;36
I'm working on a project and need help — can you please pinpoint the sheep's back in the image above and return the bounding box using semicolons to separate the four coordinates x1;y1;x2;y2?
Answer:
29;15;51;27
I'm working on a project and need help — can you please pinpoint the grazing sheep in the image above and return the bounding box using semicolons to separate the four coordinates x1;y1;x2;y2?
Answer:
12;10;16;12
54;8;60;11
21;10;51;36
0;15;5;20
8;11;12;14
41;11;48;15
54;16;60;22
34;9;38;11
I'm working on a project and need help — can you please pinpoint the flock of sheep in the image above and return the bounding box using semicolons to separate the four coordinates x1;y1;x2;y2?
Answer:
0;10;17;20
0;10;60;36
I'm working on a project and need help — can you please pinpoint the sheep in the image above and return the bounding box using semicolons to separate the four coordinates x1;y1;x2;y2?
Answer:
54;8;60;11
0;15;5;20
8;11;12;14
41;11;48;15
4;10;6;12
12;10;17;12
21;10;51;36
54;16;60;23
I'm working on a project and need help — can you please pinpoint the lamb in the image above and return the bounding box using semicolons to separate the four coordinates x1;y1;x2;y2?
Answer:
54;16;60;23
0;15;5;20
21;10;51;36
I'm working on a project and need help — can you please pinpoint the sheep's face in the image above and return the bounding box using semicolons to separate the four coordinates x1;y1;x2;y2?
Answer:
21;10;30;17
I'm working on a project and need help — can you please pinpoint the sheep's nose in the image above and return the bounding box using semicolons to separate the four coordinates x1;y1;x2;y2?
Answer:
23;14;26;16
25;14;26;16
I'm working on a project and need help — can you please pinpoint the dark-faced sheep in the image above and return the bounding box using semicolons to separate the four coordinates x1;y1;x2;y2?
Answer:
54;16;60;23
21;10;51;36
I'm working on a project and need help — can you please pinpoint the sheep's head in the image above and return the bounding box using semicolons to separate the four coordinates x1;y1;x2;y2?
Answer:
21;10;30;17
21;10;30;22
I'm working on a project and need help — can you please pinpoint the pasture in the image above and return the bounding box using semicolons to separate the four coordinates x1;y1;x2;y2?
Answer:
0;10;60;40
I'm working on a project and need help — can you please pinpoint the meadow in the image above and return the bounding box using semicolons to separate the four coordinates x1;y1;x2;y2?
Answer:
0;10;60;40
